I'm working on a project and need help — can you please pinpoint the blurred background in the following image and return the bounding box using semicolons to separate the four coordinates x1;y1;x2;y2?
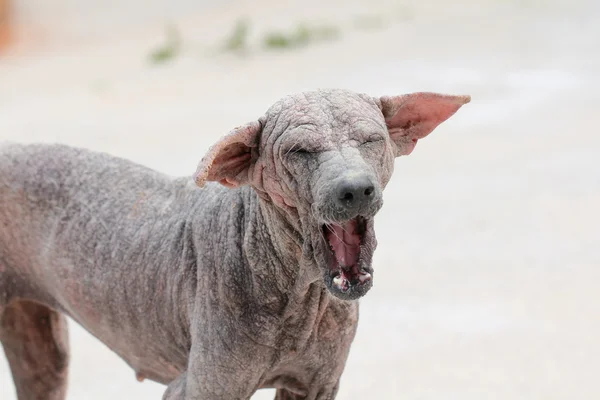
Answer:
1;0;599;399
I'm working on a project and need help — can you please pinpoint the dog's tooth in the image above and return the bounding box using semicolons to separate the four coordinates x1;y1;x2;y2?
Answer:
359;272;372;283
333;275;344;287
333;275;350;292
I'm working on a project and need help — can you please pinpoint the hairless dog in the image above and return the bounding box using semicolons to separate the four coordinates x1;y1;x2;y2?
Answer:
0;89;469;399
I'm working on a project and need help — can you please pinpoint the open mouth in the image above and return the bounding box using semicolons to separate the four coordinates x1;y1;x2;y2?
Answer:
322;216;373;300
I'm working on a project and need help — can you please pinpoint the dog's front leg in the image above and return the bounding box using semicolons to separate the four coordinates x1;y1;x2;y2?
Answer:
162;343;263;400
162;369;258;400
163;372;187;400
274;382;340;400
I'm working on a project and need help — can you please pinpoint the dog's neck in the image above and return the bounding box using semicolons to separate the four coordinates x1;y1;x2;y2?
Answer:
237;188;342;347
243;187;324;299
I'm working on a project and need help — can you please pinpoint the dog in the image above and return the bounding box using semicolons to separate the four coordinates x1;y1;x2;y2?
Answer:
0;89;469;399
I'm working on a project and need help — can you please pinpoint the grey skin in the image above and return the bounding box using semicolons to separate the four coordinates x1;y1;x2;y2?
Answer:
0;89;469;400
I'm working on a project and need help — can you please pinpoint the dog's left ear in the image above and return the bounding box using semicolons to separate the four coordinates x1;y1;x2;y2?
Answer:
194;120;262;188
380;92;470;157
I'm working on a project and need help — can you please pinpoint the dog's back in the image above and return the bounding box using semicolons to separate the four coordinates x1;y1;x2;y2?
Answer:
0;143;154;274
0;142;195;303
0;143;200;384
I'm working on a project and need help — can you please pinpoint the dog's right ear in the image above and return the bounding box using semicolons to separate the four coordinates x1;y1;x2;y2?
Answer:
193;120;262;188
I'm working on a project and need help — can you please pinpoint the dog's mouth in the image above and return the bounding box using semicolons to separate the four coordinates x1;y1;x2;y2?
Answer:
321;216;374;300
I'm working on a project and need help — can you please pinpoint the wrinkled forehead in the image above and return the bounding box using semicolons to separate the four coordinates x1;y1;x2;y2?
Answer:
260;90;386;148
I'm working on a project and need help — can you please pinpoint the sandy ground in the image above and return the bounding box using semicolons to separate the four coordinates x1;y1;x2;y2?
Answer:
1;0;600;398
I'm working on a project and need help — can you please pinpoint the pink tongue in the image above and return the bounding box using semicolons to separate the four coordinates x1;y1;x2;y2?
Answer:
327;220;361;267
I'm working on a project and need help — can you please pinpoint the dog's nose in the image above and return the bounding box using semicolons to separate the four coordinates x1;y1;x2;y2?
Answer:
336;175;376;210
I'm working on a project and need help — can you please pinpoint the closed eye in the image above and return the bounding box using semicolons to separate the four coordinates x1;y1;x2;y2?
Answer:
291;148;310;155
285;143;317;155
361;135;385;145
284;147;313;161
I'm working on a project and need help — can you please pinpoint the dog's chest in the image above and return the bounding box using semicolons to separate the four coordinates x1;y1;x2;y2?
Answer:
277;297;358;361
258;300;359;391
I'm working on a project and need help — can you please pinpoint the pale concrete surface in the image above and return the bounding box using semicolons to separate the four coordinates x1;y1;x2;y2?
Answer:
1;0;599;399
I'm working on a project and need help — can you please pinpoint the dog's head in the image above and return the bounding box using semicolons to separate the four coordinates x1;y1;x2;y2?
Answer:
194;89;470;301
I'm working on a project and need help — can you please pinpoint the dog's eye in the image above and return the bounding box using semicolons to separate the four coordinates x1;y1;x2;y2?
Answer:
362;135;384;145
288;148;311;157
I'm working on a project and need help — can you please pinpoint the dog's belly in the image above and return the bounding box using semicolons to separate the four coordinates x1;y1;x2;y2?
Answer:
46;274;189;385
117;350;184;384
0;273;187;385
63;306;187;384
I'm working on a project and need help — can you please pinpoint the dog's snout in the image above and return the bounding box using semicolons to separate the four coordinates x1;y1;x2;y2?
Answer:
336;174;376;210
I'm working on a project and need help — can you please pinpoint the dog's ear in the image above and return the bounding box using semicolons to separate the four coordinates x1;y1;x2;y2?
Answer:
380;92;470;157
194;120;262;188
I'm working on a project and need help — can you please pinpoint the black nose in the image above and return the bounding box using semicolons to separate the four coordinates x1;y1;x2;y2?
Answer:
336;175;376;210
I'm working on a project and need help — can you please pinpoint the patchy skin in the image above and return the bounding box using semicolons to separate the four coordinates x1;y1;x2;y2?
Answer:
0;89;469;399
